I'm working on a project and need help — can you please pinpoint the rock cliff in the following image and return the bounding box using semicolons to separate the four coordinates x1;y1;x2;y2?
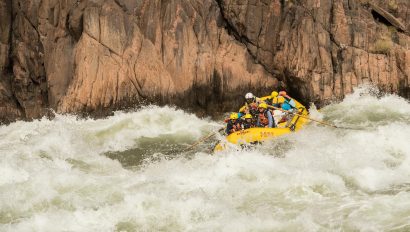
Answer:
0;0;409;123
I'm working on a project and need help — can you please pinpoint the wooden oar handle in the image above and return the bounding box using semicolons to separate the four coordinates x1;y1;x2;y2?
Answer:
184;127;226;151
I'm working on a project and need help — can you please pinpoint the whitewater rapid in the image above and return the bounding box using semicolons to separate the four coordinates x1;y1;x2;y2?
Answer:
1;86;410;231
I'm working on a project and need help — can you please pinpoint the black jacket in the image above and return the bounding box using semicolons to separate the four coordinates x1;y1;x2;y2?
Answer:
226;119;241;134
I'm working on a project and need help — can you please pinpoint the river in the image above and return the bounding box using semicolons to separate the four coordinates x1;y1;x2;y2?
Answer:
1;86;410;231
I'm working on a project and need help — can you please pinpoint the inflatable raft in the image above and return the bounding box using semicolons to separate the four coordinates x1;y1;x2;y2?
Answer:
213;98;309;152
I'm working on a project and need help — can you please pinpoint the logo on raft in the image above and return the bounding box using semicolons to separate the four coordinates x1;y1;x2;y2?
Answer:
260;131;274;137
235;130;250;135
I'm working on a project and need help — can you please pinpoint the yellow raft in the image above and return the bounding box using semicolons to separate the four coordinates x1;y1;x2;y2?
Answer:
213;97;309;152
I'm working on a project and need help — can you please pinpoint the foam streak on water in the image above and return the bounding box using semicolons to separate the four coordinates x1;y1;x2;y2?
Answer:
1;86;410;231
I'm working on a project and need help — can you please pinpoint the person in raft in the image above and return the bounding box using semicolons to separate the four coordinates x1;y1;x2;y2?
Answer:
278;91;296;110
256;103;274;128
242;113;256;129
226;113;242;135
239;92;261;118
264;91;280;107
268;91;297;127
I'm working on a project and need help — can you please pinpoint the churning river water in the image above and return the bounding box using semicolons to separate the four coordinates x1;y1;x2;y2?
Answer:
1;86;410;231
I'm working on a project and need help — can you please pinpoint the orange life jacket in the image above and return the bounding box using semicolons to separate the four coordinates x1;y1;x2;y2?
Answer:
258;112;269;126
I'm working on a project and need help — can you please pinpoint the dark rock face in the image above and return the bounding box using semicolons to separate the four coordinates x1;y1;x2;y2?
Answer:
0;0;409;123
0;0;23;123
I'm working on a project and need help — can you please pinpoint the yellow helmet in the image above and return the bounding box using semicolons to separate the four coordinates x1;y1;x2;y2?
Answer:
230;113;239;120
258;103;268;109
277;96;285;104
271;91;279;98
244;114;252;119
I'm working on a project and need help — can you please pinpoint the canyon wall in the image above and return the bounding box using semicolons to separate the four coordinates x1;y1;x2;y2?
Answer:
218;0;410;103
0;0;409;122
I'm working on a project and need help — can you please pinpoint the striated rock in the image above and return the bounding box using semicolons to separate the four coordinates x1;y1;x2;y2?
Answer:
1;0;278;122
218;0;410;104
56;0;277;116
0;0;409;123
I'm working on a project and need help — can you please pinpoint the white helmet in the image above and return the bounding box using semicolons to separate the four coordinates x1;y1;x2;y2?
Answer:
245;92;254;99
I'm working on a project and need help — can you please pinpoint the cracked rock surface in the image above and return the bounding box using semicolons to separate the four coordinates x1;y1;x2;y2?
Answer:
218;0;410;103
0;0;409;123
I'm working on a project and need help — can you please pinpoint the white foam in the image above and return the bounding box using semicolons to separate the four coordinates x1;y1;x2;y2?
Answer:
1;87;410;231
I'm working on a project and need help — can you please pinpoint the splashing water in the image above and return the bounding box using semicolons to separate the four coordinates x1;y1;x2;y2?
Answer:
1;86;410;231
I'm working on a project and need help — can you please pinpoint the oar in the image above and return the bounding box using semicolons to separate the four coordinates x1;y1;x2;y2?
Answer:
184;127;225;151
268;106;362;130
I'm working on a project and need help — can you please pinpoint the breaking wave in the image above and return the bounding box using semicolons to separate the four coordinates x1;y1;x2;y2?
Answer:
1;86;410;231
